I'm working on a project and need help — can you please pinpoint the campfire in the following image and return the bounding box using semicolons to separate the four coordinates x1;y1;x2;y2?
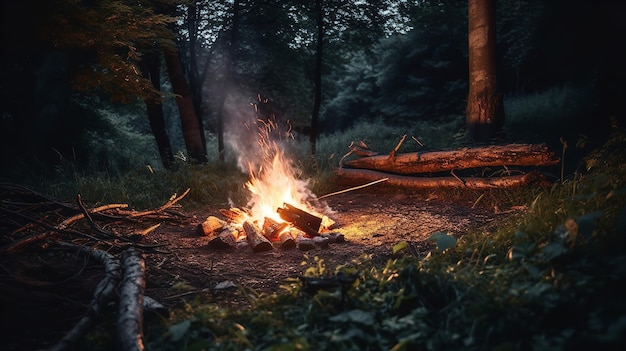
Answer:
197;119;342;252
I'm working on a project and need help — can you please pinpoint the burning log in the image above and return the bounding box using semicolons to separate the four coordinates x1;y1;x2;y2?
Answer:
277;203;322;237
196;216;227;237
117;247;146;351
262;217;290;242
207;228;239;249
219;208;249;223
335;168;549;190
242;221;273;252
343;143;560;174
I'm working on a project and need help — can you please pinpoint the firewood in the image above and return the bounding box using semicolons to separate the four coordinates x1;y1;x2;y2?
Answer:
322;232;345;244
278;230;296;249
208;228;238;249
262;217;289;242
196;216;227;237
335;168;549;190
343;143;559;174
294;230;316;251
219;208;249;223
277;203;322;236
117;247;146;351
313;235;329;248
243;221;273;252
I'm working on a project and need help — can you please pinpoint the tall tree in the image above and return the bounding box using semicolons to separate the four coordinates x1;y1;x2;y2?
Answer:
466;0;504;142
139;50;175;168
310;0;324;156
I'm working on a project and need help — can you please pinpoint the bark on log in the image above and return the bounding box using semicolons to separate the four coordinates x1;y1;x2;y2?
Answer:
50;243;121;351
196;216;227;237
117;248;146;351
343;143;559;174
242;221;273;252
335;168;548;190
207;228;238;249
278;230;296;249
294;230;316;251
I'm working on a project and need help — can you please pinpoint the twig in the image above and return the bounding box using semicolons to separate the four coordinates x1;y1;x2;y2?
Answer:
317;178;389;200
388;134;407;159
450;169;466;186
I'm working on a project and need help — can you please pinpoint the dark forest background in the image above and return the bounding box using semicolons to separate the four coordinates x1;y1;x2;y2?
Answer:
1;0;625;184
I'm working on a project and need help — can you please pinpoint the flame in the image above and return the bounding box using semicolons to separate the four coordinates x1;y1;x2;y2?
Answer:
244;142;317;226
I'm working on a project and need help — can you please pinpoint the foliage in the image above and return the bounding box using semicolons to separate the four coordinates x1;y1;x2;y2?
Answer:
141;131;626;350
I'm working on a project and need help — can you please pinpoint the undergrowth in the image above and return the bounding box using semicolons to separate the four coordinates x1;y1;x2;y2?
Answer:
141;130;626;351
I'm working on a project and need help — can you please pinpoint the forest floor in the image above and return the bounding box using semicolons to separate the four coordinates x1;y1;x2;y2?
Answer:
0;190;524;350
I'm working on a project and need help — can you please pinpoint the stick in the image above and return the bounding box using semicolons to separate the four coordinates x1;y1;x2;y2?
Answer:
388;134;407;159
317;178;389;200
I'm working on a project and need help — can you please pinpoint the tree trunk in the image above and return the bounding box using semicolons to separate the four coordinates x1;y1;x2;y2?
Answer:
335;168;548;190
466;0;504;142
186;4;207;156
139;52;175;169
310;0;324;157
163;45;208;163
343;144;559;174
216;0;241;162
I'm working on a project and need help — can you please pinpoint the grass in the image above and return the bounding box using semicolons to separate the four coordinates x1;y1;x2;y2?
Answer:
139;130;626;351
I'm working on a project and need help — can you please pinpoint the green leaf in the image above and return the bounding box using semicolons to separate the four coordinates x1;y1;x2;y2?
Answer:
508;243;535;261
329;309;375;326
168;319;192;342
427;232;457;252
542;242;568;261
393;241;409;254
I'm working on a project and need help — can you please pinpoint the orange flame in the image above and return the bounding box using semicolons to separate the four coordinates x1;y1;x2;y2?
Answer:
244;142;318;226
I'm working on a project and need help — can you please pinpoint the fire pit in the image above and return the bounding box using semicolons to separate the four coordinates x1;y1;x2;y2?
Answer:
197;203;343;252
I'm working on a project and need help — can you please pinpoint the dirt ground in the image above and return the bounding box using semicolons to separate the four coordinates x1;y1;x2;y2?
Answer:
0;190;521;350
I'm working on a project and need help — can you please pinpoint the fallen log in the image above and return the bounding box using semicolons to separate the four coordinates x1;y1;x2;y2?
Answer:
50;243;121;351
335;168;549;190
294;230;316;251
243;221;273;252
343;143;559;174
117;247;146;351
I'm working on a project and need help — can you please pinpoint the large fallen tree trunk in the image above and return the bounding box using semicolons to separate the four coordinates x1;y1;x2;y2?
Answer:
335;168;549;189
343;143;559;174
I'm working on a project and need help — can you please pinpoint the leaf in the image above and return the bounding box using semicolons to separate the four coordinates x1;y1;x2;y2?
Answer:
329;309;375;326
393;241;409;254
542;242;568;261
168;319;192;342
427;232;457;252
576;211;603;236
214;280;237;290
